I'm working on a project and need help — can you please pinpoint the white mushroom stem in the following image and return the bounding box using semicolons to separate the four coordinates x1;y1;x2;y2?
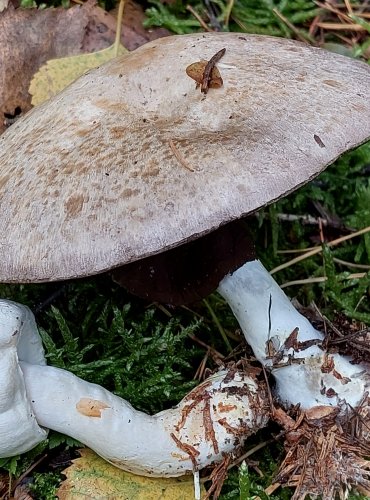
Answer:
0;298;268;477
218;259;369;410
0;301;47;458
20;363;268;476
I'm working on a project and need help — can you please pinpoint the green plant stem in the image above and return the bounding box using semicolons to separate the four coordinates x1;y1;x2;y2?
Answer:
203;298;233;352
114;0;125;56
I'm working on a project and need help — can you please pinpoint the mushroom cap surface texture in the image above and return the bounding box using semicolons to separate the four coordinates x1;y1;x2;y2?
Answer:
0;33;369;282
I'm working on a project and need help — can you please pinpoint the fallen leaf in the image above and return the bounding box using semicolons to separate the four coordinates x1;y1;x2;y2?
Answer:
186;61;223;89
0;0;168;134
58;448;201;499
29;43;127;106
12;484;33;500
0;1;94;133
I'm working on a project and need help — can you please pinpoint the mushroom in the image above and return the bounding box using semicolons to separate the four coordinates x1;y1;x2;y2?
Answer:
0;32;370;492
0;33;369;283
218;259;369;410
0;300;47;457
0;298;269;481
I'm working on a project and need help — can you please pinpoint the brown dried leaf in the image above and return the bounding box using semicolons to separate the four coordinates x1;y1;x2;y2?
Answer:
0;1;94;133
0;473;9;498
0;0;169;134
12;484;33;500
275;400;370;499
186;61;223;88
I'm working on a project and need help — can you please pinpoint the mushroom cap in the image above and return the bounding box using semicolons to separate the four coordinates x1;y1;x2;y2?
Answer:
0;33;369;282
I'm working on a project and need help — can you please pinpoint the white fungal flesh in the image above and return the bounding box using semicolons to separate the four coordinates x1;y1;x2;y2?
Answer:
0;300;47;457
20;362;268;476
0;298;268;475
218;260;369;410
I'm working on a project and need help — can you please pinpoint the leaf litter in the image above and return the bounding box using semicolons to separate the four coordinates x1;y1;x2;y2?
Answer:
0;0;169;133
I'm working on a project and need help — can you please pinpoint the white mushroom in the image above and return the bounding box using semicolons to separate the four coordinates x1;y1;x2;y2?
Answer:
218;260;369;410
218;260;370;498
0;299;269;478
0;300;47;457
0;32;369;496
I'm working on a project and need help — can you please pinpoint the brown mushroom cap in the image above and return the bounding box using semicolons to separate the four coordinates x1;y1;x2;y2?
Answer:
0;33;369;282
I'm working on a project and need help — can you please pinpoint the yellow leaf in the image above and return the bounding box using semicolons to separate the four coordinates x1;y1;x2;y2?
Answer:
57;448;202;500
29;44;127;106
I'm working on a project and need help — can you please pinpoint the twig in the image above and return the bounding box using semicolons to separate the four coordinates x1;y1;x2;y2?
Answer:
314;1;353;23
265;482;282;495
333;257;370;270
193;350;210;380
277;247;317;254
309;14;322;37
224;0;234;27
344;0;353;16
168;139;195;172
201;48;226;94
316;22;367;31
270;225;370;274
114;0;125;57
186;5;213;32
272;8;310;44
188;332;225;360
203;298;232;352
281;273;366;288
153;302;172;318
204;0;223;31
11;454;47;494
260;210;349;229
230;438;276;468
277;213;331;225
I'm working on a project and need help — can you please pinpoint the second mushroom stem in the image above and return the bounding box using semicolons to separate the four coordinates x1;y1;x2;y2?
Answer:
217;259;369;411
20;363;268;477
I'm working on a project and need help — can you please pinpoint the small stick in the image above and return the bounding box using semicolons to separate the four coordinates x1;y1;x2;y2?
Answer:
201;48;226;94
272;8;310;44
193;350;209;380
188;333;225;360
281;273;366;289
278;247;317;254
316;22;367;31
314;1;352;23
270;225;370;274
230;439;276;469
11;454;47;493
186;5;213;32
203;298;232;352
114;0;125;57
224;0;234;27
309;14;321;37
277;213;333;226
344;0;353;16
168;139;195;172
333;257;370;270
